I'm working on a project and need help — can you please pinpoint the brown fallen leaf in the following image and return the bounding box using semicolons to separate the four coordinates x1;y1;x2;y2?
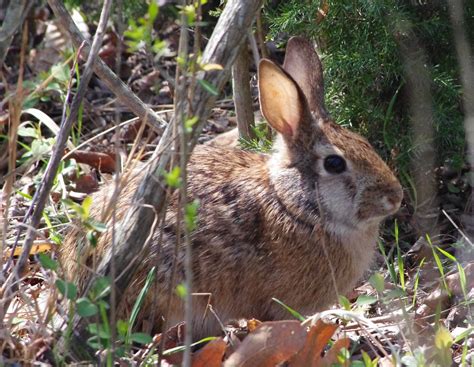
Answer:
192;337;227;367
288;319;338;366
416;262;474;320
316;0;329;24
223;320;306;367
157;322;186;366
72;172;99;194
247;318;262;333
3;242;52;259
67;150;116;173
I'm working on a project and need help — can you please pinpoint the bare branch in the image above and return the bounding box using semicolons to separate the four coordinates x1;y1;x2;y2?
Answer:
0;0;32;68
2;0;114;325
448;0;474;236
62;0;265;358
232;40;256;140
47;0;166;133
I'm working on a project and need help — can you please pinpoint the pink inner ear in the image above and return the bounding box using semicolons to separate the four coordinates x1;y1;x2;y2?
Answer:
258;59;303;138
280;121;294;137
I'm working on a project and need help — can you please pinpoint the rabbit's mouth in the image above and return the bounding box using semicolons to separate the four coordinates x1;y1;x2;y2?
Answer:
357;197;402;224
381;195;402;215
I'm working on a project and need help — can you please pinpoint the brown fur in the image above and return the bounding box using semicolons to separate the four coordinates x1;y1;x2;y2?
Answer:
60;37;403;340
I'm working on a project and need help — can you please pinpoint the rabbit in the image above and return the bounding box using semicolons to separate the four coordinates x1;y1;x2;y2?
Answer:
60;36;403;340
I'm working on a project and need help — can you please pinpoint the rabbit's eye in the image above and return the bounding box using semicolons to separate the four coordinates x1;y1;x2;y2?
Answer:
324;155;346;174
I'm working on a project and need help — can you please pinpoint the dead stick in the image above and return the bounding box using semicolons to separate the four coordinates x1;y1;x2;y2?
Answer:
64;0;264;359
47;0;166;133
2;0;113;345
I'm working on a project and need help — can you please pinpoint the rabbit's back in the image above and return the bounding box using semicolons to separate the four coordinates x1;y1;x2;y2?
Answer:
60;36;403;340
61;144;374;337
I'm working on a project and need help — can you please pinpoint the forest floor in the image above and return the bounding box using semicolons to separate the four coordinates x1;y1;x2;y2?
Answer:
1;3;473;366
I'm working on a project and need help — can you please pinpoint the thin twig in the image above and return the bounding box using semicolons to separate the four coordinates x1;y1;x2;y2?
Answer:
0;0;33;68
109;0;125;356
47;0;166;133
3;0;114;333
0;21;27;310
255;10;268;59
65;1;264;359
447;0;474;239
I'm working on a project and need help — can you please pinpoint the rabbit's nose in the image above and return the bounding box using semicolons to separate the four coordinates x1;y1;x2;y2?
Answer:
383;184;403;213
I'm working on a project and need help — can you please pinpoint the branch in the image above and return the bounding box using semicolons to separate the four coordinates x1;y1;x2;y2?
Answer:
65;0;264;357
232;39;256;140
96;0;264;303
448;0;474;233
47;0;166;133
0;0;32;67
1;0;113;335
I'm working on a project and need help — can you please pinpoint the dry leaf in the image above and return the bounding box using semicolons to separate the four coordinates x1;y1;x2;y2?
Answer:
288;320;338;366
192;337;227;367
3;242;52;259
223;320;306;367
416;263;474;320
72;173;99;194
247;318;262;333
68;150;116;173
159;322;186;365
316;0;329;24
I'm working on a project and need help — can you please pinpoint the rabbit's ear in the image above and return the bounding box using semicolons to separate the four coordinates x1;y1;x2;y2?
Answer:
258;59;304;138
283;36;327;119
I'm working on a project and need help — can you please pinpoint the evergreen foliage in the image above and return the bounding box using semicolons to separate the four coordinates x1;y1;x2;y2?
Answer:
265;0;472;170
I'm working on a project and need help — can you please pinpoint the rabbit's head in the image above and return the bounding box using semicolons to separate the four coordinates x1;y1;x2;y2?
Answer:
259;37;402;235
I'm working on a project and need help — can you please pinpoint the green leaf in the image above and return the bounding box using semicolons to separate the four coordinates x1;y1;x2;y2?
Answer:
51;63;70;83
362;350;378;367
435;246;457;262
434;326;453;366
17;127;39;138
427;235;450;296
90;277;111;300
355;295;377;306
148;0;159;22
447;182;460;193
130;332;153;345
163;337;217;355
56;279;77;300
400;355;418;367
435;326;453;349
81;196;93;218
87;323;111;339
369;272;385;294
30;139;52;160
385;287;406;299
152;39;168;55
181;4;196;24
175;283;187;299
184;116;199;133
164;166;182;188
197;79;219;96
15;190;33;200
127;267;156;343
272;297;305;321
86;230;98;247
37;253;58;271
338;295;351;310
117;319;129;339
62;198;84;216
76;297;98;317
87;336;101;350
88;220;107;233
185;200;199;231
